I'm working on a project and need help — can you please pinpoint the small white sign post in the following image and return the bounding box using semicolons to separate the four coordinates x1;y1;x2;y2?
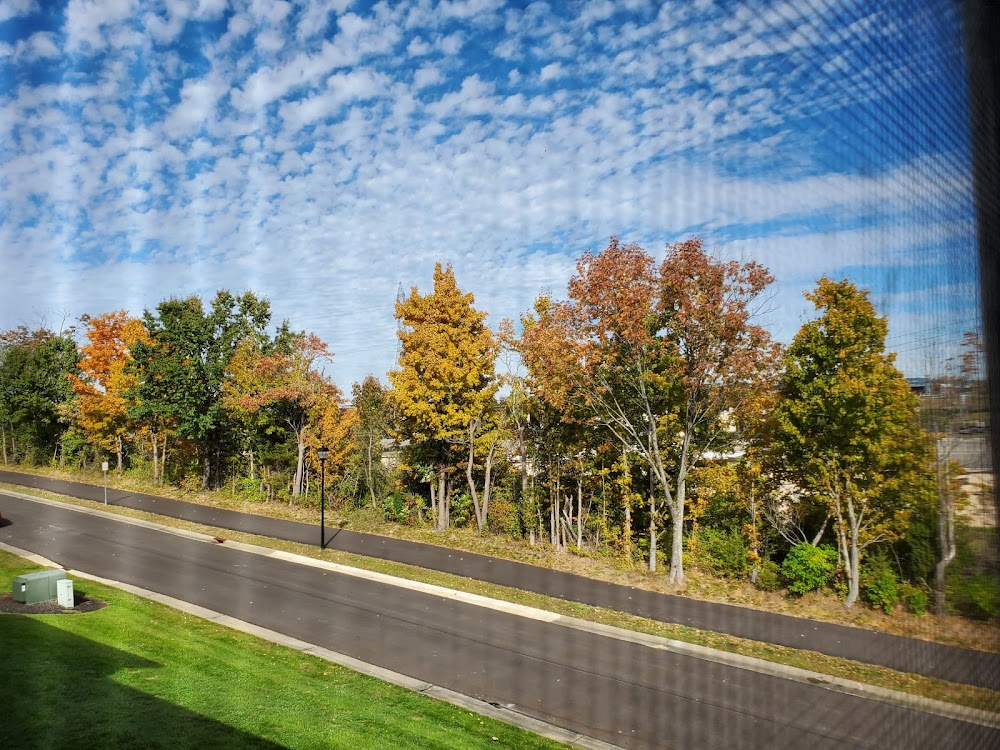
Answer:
102;461;109;505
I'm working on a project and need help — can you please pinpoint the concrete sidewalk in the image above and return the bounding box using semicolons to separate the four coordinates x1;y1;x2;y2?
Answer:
2;468;998;690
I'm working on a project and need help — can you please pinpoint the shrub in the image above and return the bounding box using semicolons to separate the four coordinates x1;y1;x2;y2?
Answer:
900;583;929;616
487;497;521;537
381;491;408;523
381;491;424;524
950;573;999;621
860;551;899;614
781;543;837;595
754;559;781;591
449;492;473;527
693;527;750;579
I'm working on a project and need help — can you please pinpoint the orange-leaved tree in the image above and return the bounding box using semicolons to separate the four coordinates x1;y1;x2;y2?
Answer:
224;331;342;501
68;311;150;472
520;238;780;584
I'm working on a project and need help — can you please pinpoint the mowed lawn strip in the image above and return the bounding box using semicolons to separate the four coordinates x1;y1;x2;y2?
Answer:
0;550;568;750
5;482;1000;714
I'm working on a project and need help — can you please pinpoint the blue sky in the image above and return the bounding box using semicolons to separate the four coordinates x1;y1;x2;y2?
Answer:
0;0;981;388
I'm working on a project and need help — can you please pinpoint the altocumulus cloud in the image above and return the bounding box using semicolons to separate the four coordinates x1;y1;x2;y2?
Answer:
0;0;980;388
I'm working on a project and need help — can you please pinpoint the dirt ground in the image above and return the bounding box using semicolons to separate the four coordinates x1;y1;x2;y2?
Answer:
0;592;106;615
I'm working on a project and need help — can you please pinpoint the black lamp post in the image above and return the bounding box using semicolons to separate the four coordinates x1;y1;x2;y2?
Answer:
318;446;329;549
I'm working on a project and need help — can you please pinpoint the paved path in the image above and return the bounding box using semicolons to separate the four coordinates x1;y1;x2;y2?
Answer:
2;469;998;690
2;491;997;750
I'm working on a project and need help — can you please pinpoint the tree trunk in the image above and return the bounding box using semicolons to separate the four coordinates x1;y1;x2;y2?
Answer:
649;492;657;573
811;515;830;546
292;434;306;498
482;440;496;532
160;433;168;484
2;423;7;464
466;423;498;534
664;436;690;585
551;466;561;546
844;499;861;608
151;430;159;483
667;471;687;584
428;475;438;529
115;435;123;474
436;469;448;530
934;442;957;616
577;477;584;549
366;432;377;508
623;493;632;560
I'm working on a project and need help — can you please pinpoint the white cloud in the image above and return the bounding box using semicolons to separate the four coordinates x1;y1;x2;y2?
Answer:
538;61;565;81
0;0;37;23
406;36;432;56
438;0;504;21
0;0;978;388
577;0;615;26
279;69;386;129
413;64;442;89
438;31;465;55
65;0;135;52
12;31;60;61
164;75;225;134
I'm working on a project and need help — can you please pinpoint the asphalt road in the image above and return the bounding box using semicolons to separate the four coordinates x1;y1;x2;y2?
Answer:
1;469;998;691
1;491;997;750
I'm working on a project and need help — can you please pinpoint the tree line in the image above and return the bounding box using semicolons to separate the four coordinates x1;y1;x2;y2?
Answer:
0;239;991;618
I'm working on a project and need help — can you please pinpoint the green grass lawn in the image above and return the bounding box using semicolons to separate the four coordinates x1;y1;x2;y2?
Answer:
0;550;567;750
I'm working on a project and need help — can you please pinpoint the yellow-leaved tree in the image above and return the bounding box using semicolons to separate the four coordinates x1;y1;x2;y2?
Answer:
389;263;498;530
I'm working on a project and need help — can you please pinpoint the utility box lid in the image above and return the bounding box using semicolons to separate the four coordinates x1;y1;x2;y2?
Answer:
12;569;68;604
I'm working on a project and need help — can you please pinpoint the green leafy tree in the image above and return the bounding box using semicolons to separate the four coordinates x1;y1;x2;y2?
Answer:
129;291;271;487
0;326;79;464
773;278;934;607
389;263;498;530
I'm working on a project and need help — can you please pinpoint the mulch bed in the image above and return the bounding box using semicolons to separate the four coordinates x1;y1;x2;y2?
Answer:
0;592;107;615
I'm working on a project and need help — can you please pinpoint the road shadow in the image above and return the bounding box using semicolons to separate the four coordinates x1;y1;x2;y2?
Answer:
0;616;289;749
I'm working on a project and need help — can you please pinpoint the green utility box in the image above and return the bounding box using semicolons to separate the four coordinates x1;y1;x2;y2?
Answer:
12;569;67;605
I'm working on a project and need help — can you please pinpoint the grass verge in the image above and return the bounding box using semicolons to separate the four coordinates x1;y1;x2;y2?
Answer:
0;548;568;750
3;478;1000;714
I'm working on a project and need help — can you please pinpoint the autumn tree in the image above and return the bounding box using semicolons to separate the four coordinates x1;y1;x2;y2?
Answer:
308;382;357;500
515;302;607;549
223;330;341;501
68;311;150;472
521;238;779;583
343;375;391;508
389;263;498;530
773;278;934;607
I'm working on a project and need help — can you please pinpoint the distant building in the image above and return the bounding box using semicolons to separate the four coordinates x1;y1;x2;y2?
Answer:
907;377;930;395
